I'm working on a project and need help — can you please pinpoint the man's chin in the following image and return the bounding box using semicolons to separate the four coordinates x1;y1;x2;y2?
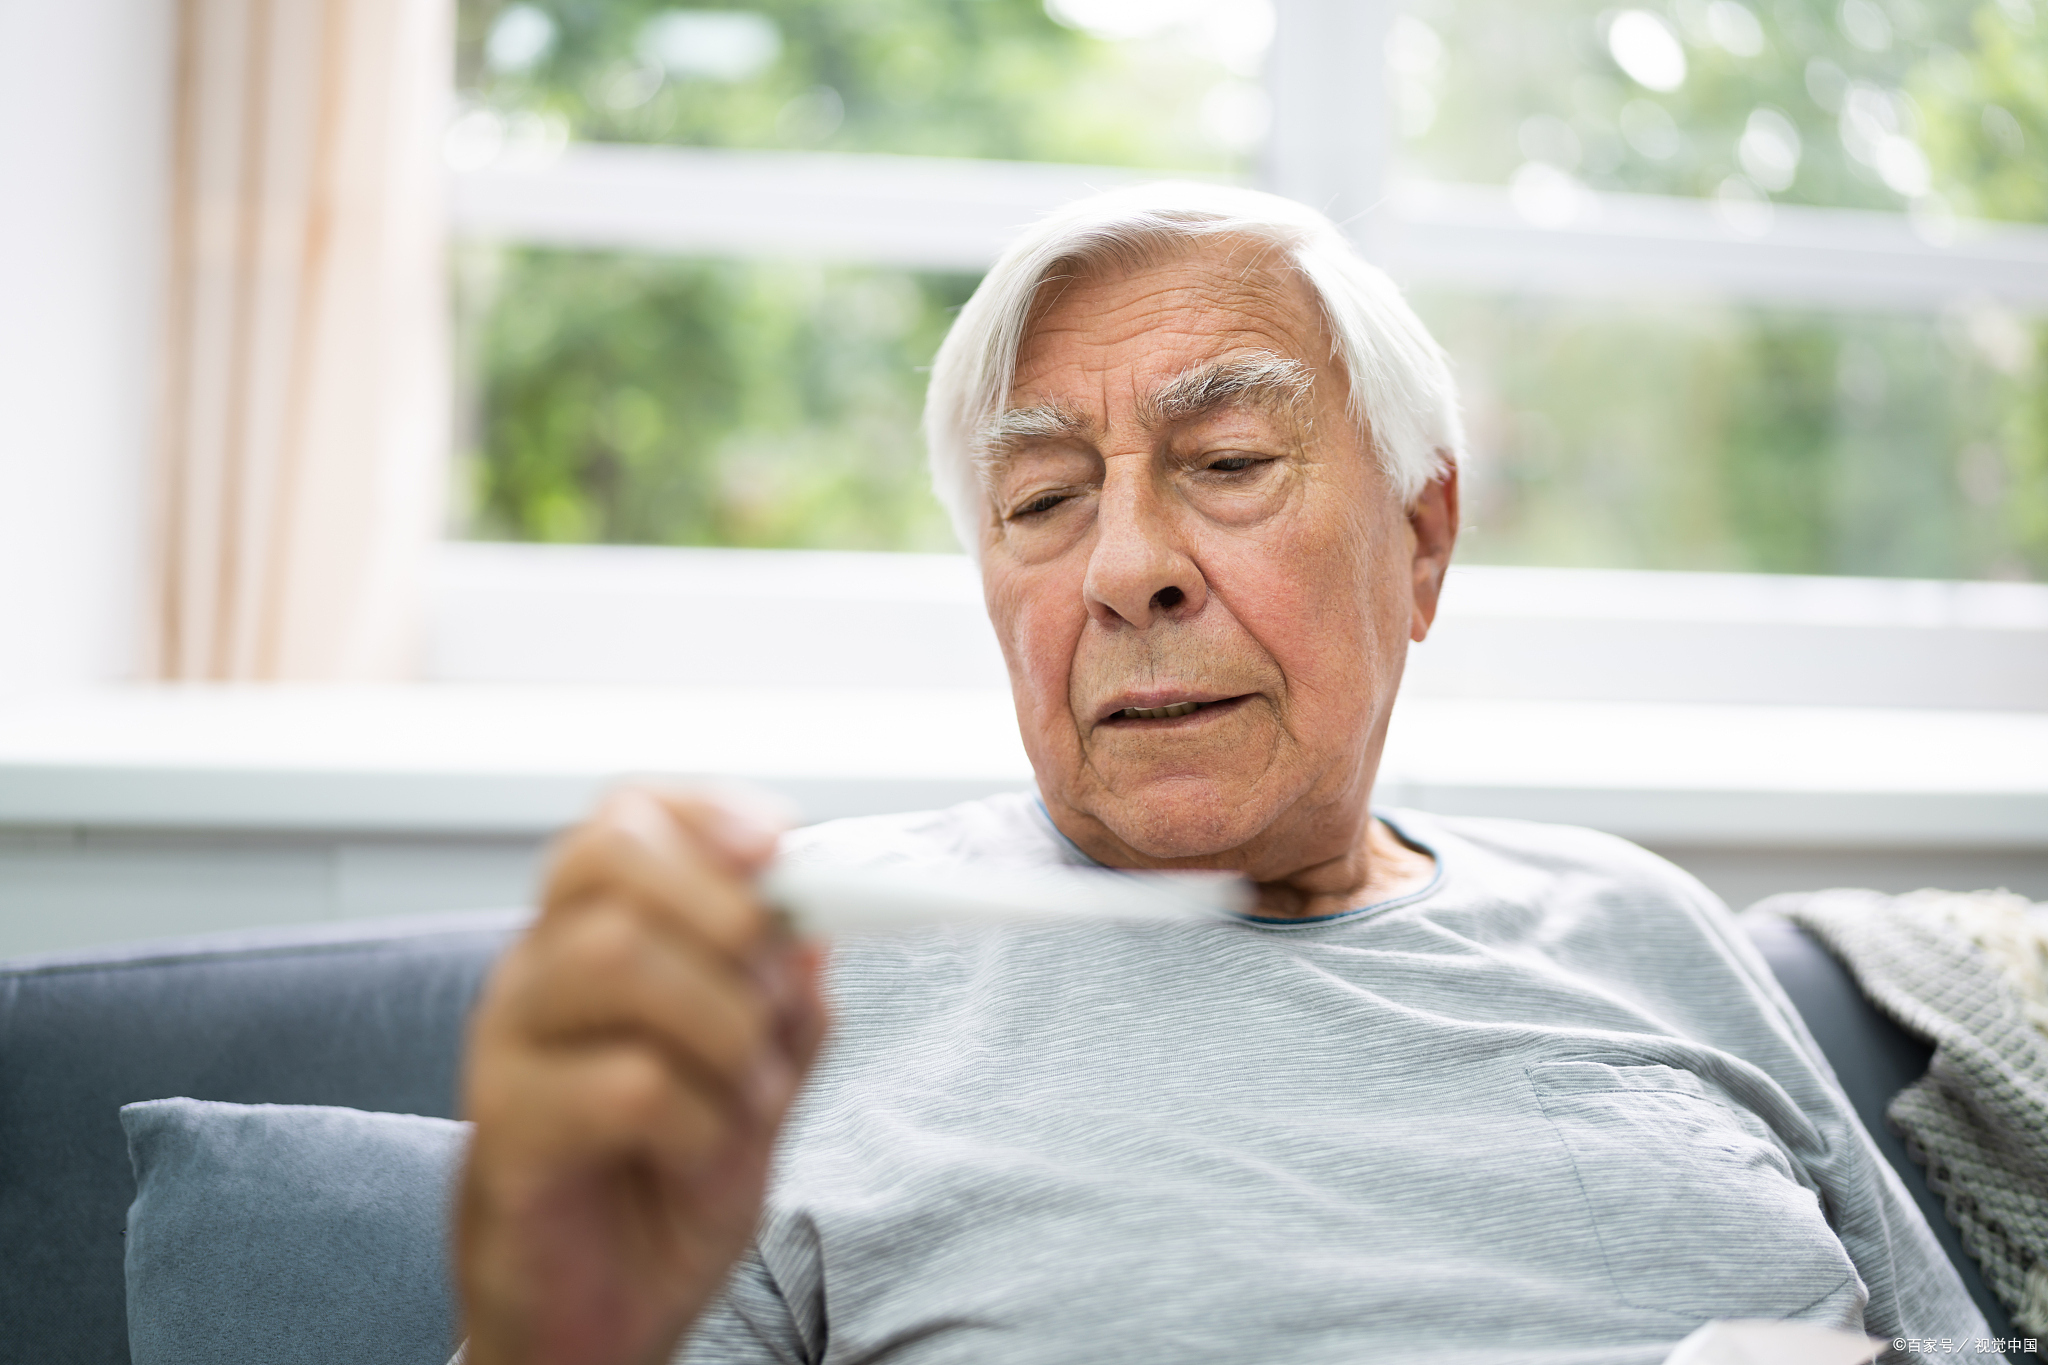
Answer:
1077;779;1282;868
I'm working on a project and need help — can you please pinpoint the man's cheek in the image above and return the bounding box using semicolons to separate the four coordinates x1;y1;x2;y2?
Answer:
1207;565;1318;670
994;582;1084;716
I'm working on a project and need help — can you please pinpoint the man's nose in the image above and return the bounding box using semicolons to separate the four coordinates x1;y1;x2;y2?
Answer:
1081;465;1207;629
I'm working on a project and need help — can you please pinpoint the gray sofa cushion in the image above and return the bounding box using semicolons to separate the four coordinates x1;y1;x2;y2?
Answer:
123;1098;469;1365
0;911;524;1365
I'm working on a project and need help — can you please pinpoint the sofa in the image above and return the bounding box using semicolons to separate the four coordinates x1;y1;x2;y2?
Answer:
0;905;2015;1365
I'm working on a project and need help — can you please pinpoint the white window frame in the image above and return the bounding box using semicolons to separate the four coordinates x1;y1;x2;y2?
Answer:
454;139;2048;305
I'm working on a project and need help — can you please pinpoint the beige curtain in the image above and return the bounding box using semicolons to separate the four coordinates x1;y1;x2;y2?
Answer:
151;0;450;680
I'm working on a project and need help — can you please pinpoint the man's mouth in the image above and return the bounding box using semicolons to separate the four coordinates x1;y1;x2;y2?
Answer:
1100;695;1250;724
1118;701;1202;719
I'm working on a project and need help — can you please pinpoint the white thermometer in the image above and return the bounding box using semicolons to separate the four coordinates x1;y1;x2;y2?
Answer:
760;861;1255;937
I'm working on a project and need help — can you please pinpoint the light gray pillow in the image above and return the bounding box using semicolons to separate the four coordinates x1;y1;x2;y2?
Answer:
122;1097;470;1365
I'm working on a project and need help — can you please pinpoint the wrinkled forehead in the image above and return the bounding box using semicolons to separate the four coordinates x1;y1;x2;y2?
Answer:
978;242;1344;481
1012;235;1334;386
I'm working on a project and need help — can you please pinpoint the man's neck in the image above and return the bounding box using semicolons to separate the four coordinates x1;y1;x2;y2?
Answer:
1248;817;1436;920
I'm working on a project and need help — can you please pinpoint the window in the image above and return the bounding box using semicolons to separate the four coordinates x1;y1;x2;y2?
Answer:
447;0;2048;580
1386;0;2048;580
1423;293;2044;578
1393;0;2045;221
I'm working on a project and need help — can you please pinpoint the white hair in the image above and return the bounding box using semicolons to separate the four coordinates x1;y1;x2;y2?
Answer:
922;181;1464;556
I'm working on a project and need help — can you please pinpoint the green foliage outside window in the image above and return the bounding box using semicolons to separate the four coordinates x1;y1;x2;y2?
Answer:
1912;3;2048;223
1397;0;2046;218
1428;295;2044;579
455;0;1252;169
456;249;972;550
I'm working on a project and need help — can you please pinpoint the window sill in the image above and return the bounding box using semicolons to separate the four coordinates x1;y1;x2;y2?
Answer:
1;684;2041;848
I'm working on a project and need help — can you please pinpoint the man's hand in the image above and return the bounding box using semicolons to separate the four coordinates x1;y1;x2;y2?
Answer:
457;788;829;1365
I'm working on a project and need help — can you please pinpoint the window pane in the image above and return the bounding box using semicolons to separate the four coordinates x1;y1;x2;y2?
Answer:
1393;0;2048;224
1418;292;2048;579
454;247;971;551
454;0;1269;172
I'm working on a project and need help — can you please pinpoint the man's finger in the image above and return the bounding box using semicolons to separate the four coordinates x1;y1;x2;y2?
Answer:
469;1041;734;1177
498;901;773;1097
542;791;767;957
646;787;793;875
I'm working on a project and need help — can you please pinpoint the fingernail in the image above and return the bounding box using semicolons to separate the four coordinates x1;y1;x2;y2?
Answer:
706;787;797;853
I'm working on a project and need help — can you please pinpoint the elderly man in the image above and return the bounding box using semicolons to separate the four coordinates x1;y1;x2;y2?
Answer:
455;185;1988;1365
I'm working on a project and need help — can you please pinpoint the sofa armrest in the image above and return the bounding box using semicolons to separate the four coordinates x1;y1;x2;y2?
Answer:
1742;912;2012;1338
0;910;526;1365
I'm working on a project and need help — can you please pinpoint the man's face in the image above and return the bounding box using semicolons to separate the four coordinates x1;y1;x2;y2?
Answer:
977;241;1452;879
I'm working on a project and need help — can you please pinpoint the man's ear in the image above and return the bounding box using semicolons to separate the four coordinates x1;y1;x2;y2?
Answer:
1407;460;1460;644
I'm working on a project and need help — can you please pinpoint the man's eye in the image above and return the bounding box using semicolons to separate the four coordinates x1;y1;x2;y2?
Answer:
1012;492;1069;518
1206;455;1269;474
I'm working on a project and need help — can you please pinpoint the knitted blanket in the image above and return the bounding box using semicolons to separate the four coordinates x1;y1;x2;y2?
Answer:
1758;888;2048;1339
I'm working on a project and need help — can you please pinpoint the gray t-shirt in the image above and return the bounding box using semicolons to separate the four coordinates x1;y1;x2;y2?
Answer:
679;792;1988;1364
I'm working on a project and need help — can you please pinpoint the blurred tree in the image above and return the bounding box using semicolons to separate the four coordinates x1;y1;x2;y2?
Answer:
459;248;972;550
1913;2;2047;223
1397;0;2040;218
1421;295;2045;580
456;0;1249;169
1910;2;2048;577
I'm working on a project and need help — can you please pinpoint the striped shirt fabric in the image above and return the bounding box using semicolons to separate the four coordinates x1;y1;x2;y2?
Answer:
675;794;1991;1364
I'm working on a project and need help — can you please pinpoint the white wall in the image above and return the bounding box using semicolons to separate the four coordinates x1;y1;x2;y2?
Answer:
0;0;172;686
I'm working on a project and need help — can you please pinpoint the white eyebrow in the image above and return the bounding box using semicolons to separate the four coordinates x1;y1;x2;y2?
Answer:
969;403;1094;493
1144;351;1314;427
972;403;1093;460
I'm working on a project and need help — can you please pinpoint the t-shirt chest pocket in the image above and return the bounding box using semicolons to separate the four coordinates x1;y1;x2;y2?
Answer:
1529;1059;1860;1321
